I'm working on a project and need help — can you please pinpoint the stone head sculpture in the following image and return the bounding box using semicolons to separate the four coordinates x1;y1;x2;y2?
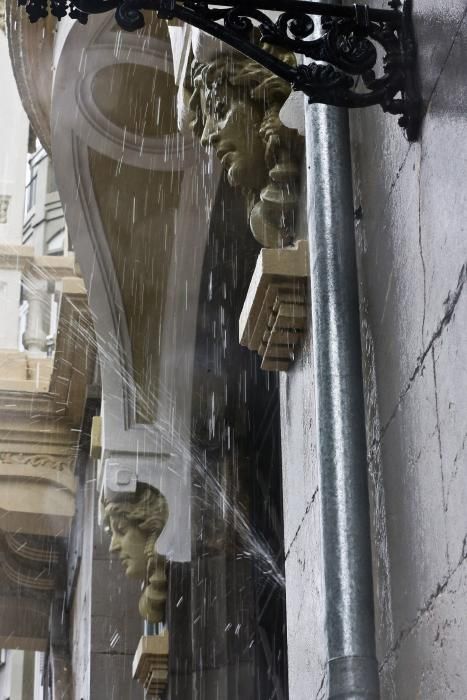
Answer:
188;45;303;247
104;484;169;624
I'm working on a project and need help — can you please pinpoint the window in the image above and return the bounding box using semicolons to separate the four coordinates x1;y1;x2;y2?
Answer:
46;230;65;255
46;161;57;194
25;163;38;212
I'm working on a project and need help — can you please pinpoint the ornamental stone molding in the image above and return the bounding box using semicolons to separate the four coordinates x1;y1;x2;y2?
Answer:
0;441;76;519
0;452;72;471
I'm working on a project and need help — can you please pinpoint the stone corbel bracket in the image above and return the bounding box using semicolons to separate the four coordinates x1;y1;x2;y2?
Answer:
239;240;309;372
132;632;169;698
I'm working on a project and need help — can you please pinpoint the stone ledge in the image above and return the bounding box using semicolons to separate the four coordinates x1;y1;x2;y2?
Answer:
0;244;34;270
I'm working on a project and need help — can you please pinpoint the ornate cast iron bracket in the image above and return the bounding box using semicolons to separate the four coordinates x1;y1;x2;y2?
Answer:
19;0;420;140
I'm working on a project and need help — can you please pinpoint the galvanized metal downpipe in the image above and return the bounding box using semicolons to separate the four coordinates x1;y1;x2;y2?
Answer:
305;96;380;697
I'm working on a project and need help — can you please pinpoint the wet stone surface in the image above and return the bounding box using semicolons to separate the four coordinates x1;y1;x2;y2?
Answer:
350;2;467;698
282;1;467;699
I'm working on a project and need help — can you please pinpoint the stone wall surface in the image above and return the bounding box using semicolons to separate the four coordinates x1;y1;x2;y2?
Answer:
280;161;327;699
352;1;467;697
280;338;327;700
282;1;467;699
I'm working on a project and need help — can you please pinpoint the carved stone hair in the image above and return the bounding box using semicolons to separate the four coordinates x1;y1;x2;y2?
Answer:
188;45;302;247
189;44;296;138
104;484;168;560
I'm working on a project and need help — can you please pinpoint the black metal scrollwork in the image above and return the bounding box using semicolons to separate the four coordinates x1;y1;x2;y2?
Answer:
115;0;145;31
18;0;420;140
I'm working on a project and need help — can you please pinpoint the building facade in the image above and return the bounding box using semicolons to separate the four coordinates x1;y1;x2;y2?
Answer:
1;1;466;699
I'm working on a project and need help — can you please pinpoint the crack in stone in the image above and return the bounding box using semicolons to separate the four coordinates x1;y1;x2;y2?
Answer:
448;431;467;501
431;346;447;514
380;533;467;670
382;262;467;439
453;432;467;466
418;153;427;344
315;670;327;700
285;486;319;561
388;144;414;200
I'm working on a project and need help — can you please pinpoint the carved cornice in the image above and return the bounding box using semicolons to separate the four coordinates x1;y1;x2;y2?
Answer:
0;452;73;472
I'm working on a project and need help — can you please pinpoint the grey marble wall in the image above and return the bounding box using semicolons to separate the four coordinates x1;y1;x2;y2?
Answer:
281;2;467;698
351;2;467;697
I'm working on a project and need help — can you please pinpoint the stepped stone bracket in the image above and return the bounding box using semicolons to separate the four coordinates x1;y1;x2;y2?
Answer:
239;240;309;372
133;633;169;698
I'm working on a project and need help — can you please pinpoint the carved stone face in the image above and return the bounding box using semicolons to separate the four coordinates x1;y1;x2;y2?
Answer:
198;76;267;191
104;486;168;623
108;515;147;579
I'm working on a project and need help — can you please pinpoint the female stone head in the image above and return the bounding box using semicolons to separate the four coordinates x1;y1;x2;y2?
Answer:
104;484;169;623
189;45;295;193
